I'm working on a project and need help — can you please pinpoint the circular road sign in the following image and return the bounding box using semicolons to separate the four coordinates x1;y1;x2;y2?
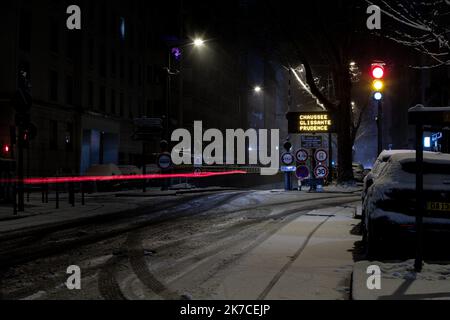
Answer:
295;149;309;163
157;153;172;170
315;149;328;163
193;167;202;175
281;153;295;166
296;165;310;180
314;165;329;179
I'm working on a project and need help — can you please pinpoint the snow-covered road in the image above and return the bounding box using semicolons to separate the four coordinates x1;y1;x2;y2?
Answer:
0;189;363;300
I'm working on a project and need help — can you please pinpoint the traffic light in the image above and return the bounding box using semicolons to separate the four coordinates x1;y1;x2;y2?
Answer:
371;63;385;101
1;143;11;157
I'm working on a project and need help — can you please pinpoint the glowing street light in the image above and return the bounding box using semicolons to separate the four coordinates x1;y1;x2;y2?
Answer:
254;86;262;93
193;38;205;47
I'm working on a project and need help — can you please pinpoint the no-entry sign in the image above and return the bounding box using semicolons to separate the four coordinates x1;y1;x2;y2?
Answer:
157;153;172;170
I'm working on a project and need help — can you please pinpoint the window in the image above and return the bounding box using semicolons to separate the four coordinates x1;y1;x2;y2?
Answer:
49;70;58;101
119;56;124;79
99;86;106;112
49;120;58;150
111;89;116;114
66;75;73;105
88;81;94;109
49;18;59;53
88;38;94;67
129;96;133;119
119;93;124;117
111;52;116;77
99;45;106;77
65;123;73;151
129;59;134;84
19;9;32;52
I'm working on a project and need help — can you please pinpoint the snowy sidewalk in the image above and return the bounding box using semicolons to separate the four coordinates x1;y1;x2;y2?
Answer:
209;204;361;300
352;260;450;300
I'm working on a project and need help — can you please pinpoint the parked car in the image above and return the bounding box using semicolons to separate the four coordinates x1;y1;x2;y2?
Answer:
84;164;123;192
352;163;365;182
362;152;450;257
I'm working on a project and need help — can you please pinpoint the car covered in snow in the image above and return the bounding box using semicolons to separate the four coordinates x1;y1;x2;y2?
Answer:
352;163;365;182
362;150;415;204
362;152;450;256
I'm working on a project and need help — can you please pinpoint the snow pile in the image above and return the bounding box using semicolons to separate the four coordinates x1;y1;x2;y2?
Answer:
379;260;450;282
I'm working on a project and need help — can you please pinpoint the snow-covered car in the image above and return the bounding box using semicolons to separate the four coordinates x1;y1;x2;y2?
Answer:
352;163;365;182
362;152;450;256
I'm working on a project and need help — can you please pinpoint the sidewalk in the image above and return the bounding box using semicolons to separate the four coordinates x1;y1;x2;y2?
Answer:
0;187;233;239
207;205;361;299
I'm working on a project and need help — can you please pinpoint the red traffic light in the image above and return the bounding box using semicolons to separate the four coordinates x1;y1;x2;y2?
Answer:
371;64;385;79
2;144;10;155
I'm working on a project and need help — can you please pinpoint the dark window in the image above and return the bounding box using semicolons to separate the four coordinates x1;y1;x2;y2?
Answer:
88;38;94;67
111;89;116;114
129;59;134;84
49;18;59;53
99;86;106;111
19;9;31;52
146;100;152;117
146;65;152;84
99;45;106;77
129;96;133;119
119;56;124;79
111;52;116;77
49;70;58;101
49;120;58;150
88;81;94;109
66;75;73;105
65;123;73;151
138;65;142;86
119;93;124;117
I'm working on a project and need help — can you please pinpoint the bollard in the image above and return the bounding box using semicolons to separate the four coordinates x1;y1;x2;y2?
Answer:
13;184;17;216
55;183;59;209
81;182;85;206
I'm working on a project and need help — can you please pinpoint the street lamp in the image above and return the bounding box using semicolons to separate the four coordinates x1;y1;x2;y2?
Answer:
254;86;262;93
193;38;205;47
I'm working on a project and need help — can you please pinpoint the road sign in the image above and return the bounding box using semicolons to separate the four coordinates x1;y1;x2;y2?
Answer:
314;165;329;179
194;167;202;175
432;132;443;142
296;165;310;180
281;153;295;166
157;153;172;170
287;112;336;134
295;149;309;162
301;136;323;149
281;166;296;172
315;149;328;163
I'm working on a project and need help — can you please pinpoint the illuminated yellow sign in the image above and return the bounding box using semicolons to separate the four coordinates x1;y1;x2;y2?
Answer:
287;112;336;134
298;114;333;132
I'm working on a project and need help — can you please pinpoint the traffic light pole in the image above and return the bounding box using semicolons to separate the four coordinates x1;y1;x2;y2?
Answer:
377;100;383;156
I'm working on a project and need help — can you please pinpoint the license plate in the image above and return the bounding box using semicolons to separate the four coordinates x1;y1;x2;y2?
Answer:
427;202;450;212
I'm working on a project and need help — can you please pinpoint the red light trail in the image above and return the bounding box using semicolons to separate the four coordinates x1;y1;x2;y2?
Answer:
0;171;247;185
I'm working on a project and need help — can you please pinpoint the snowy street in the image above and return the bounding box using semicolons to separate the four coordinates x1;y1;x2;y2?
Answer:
0;189;364;300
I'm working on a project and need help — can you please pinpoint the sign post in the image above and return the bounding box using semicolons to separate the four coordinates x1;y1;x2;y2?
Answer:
408;105;450;272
